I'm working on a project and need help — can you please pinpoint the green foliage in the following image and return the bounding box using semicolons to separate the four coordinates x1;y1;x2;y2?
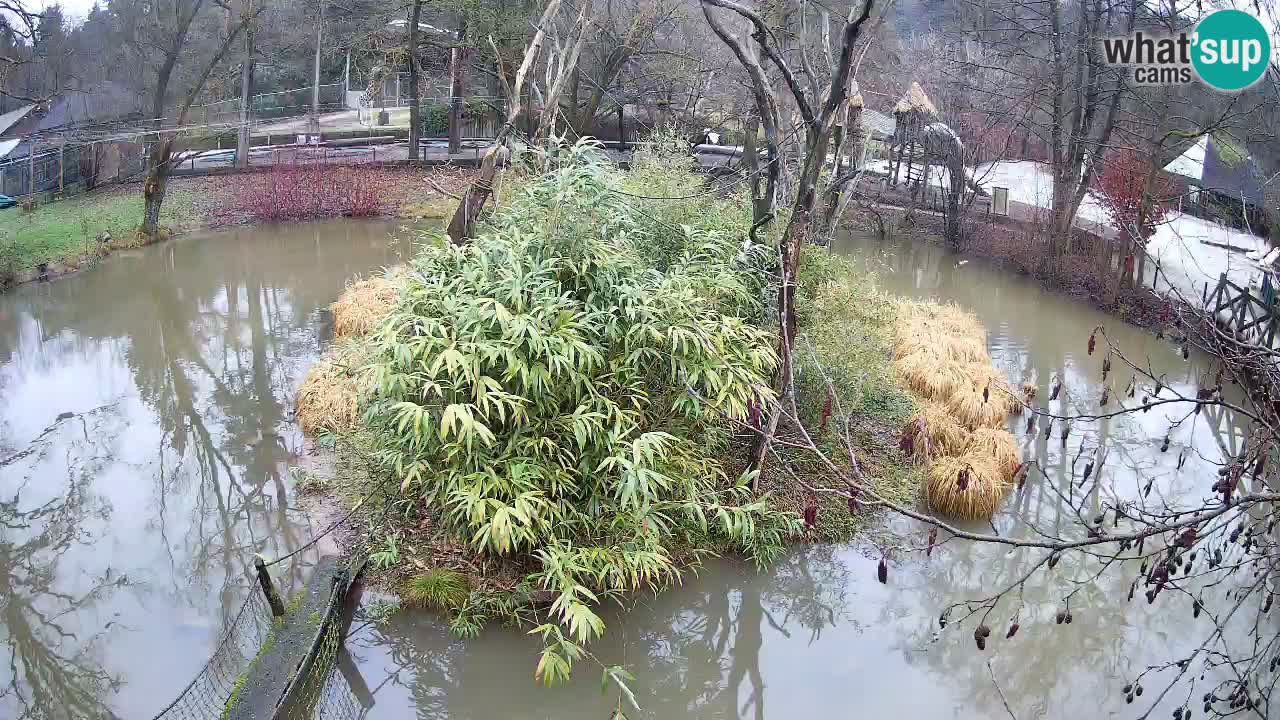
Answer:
0;187;198;277
404;569;469;611
364;598;401;625
361;140;799;677
794;248;916;431
369;533;401;570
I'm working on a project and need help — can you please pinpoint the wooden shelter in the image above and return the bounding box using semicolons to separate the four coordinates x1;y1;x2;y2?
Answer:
889;81;939;190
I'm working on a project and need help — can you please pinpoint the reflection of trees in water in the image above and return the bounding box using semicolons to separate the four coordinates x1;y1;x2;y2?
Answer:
0;222;408;715
349;548;855;720
0;409;125;720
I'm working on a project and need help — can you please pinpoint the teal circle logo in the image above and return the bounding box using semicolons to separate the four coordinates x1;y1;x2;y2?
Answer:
1192;10;1271;91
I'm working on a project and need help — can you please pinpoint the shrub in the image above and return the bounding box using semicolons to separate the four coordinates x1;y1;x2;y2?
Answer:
360;140;797;677
966;221;1042;276
230;163;388;222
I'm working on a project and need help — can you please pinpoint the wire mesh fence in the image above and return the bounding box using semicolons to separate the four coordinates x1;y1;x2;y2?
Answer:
148;590;276;720
149;529;372;720
191;85;348;126
275;555;373;720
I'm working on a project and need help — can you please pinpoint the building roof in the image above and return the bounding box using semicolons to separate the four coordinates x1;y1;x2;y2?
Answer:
1163;134;1267;207
862;109;896;140
1163;135;1206;180
0;105;34;136
0;138;20;159
385;18;459;39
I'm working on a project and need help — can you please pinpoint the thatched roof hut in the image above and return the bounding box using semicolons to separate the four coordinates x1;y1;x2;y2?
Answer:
894;82;938;117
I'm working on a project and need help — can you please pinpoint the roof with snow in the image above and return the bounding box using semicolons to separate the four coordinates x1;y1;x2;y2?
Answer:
862;109;896;140
0;138;20;158
0;105;34;137
385;18;459;39
1163;135;1206;181
1163;134;1268;207
894;82;938;116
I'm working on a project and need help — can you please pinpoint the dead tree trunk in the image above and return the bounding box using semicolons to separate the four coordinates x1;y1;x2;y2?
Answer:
447;21;468;156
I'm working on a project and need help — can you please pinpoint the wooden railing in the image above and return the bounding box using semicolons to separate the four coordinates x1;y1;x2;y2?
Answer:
1206;273;1280;347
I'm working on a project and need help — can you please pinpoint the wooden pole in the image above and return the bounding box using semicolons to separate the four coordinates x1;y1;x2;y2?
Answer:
254;556;287;617
59;140;65;194
28;141;36;197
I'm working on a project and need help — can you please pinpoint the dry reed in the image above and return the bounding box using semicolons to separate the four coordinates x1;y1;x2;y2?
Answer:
925;454;1011;520
296;344;373;434
891;298;1020;520
894;348;970;400
903;403;971;461
964;428;1020;478
331;272;402;339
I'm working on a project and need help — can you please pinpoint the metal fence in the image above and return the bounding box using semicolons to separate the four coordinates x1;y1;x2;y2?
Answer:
191;84;347;126
0;141;147;201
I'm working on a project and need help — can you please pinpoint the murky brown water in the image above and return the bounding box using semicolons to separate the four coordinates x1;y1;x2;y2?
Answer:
0;223;1252;719
343;231;1252;720
0;219;411;719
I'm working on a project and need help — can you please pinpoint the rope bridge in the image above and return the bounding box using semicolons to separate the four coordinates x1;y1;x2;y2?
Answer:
149;521;374;720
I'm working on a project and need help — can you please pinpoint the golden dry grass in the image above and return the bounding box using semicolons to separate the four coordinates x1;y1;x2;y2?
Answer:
925;454;1012;520
331;273;402;339
296;344;373;434
964;428;1020;478
894;348;971;400
891;298;1020;520
960;362;1022;414
903;402;971;461
946;382;1014;429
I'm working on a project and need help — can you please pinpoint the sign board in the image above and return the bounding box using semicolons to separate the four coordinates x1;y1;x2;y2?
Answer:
992;187;1010;216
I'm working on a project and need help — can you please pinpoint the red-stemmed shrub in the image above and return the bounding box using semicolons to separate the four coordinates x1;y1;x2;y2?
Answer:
1095;149;1174;244
228;163;391;222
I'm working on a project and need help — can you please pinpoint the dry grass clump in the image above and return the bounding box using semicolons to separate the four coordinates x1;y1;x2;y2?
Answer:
296;343;374;434
902;403;971;461
946;384;1012;429
331;271;403;339
891;298;1022;520
894;347;971;400
925;454;1011;521
965;428;1020;478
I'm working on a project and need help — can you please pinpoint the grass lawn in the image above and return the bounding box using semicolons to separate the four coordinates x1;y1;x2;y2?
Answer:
0;185;198;276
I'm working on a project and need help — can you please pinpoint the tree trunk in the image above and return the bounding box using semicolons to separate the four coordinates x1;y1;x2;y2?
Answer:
141;139;173;238
407;0;422;161
236;27;255;169
448;27;467;155
446;0;561;243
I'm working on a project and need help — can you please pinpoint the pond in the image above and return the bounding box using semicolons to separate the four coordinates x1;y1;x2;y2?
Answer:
0;219;412;719
0;221;1250;719
342;230;1252;720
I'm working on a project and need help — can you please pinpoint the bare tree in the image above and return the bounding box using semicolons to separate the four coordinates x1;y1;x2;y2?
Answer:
700;0;876;473
115;0;262;237
445;0;563;244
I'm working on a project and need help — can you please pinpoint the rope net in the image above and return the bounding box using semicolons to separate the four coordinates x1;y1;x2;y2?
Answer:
149;591;275;720
152;536;373;720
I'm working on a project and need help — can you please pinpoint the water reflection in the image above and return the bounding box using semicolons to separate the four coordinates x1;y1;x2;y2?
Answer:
342;229;1252;720
0;220;411;718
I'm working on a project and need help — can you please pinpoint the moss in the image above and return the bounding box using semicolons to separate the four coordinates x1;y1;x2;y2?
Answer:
221;629;277;719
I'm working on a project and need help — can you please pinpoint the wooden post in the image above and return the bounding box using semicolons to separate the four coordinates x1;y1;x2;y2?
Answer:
58;140;65;194
254;556;287;617
28;141;36;196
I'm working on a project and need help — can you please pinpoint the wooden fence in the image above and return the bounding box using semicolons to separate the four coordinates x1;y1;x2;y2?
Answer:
1205;273;1280;347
